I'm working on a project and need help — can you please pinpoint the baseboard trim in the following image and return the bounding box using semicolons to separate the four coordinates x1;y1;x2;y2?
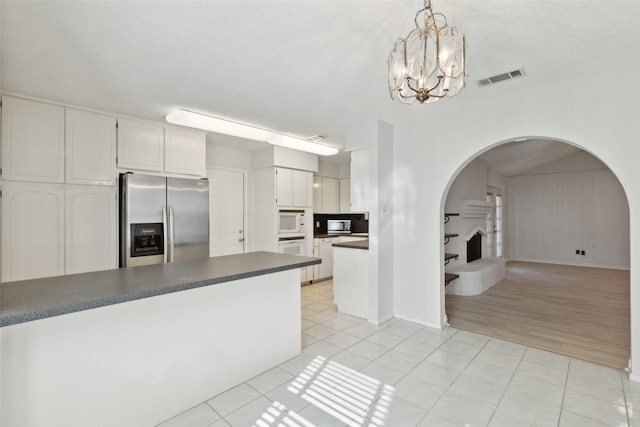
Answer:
507;257;630;271
629;372;640;383
367;313;394;326
394;314;444;330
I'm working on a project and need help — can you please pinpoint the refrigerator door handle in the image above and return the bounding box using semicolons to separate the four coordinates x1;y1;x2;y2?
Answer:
168;205;175;262
162;205;169;264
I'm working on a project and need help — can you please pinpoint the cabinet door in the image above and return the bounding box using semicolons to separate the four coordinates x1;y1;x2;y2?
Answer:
65;186;117;275
2;181;65;281
275;167;292;206
339;177;351;213
318;239;334;279
322;177;339;213
305;172;314;207
164;127;205;176
313;175;322;211
292;170;310;207
66;108;117;185
117;118;164;172
2;96;65;183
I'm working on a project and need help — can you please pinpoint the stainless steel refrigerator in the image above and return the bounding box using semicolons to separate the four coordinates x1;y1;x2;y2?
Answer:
119;173;209;268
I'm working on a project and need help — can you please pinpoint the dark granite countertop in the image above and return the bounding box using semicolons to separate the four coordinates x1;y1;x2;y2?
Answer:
1;251;320;327
332;239;369;250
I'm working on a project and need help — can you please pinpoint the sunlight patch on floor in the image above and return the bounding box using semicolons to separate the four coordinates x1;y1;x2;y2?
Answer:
254;355;395;426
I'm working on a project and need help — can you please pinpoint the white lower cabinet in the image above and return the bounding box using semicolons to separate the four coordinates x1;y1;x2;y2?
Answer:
2;181;117;282
313;237;337;281
2;181;66;281
65;185;117;274
312;235;367;282
318;238;334;279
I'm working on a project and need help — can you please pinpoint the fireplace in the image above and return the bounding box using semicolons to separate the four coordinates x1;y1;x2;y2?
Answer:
467;232;482;263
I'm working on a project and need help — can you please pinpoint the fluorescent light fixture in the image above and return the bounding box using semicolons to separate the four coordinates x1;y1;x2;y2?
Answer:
166;109;275;141
166;108;339;156
267;134;339;156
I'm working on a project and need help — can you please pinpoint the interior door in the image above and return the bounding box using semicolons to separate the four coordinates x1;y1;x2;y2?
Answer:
207;169;245;256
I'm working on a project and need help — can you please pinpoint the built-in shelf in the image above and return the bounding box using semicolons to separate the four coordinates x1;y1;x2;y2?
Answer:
444;233;458;244
444;214;460;284
445;273;460;286
444;253;459;265
444;212;459;224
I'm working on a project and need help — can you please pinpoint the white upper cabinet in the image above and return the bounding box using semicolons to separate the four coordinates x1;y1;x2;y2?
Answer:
2;96;65;183
117;118;205;177
275;167;312;208
66;108;117;185
292;169;313;207
339;177;351;213
117;118;165;172
321;177;339;213
65;185;117;275
164;127;206;176
2;181;66;281
313;175;322;209
313;175;344;213
275;167;293;207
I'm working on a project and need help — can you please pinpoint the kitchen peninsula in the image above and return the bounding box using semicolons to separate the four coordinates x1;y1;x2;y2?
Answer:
1;251;319;427
332;239;370;320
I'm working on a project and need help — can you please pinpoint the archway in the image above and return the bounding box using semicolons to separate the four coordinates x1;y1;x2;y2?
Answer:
440;137;630;368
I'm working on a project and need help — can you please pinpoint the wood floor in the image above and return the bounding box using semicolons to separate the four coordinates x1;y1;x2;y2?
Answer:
445;261;630;368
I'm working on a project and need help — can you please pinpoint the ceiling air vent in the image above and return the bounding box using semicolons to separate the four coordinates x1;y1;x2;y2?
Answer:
476;68;526;87
306;134;327;142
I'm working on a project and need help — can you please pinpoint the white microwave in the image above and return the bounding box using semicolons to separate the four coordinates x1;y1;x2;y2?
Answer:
278;210;305;236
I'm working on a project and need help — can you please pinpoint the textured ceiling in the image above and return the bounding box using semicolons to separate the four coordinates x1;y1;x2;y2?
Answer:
2;0;639;166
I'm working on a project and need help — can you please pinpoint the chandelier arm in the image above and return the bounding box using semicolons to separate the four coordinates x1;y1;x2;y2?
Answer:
404;78;420;95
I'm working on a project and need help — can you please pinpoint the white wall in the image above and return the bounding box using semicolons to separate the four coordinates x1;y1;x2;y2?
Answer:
508;168;629;269
346;120;394;324
444;160;489;271
205;142;252;171
317;160;340;178
392;73;640;373
251;146;318;172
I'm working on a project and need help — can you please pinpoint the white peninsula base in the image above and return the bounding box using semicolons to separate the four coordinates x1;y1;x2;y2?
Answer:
2;269;301;427
333;245;369;320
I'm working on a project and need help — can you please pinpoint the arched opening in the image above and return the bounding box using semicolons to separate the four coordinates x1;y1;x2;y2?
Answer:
441;137;630;368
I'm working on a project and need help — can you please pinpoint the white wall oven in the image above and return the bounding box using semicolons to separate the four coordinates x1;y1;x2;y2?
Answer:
277;237;306;257
278;209;305;237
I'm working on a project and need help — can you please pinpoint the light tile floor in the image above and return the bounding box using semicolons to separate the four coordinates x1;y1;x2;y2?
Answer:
158;280;639;427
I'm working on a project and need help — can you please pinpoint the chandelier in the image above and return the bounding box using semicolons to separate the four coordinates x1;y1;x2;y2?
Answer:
388;0;465;104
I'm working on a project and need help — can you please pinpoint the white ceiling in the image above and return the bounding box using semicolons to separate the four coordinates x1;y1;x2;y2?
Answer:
2;0;638;168
476;139;582;177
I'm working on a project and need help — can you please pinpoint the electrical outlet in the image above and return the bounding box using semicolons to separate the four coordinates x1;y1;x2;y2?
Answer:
581;250;586;256
576;249;580;255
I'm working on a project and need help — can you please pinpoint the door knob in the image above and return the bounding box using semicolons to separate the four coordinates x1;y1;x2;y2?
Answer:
239;230;243;234
239;238;245;242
